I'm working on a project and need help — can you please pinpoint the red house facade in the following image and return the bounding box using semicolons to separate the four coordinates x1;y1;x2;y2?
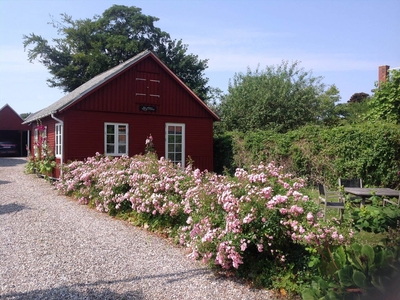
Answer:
23;50;219;177
0;104;28;157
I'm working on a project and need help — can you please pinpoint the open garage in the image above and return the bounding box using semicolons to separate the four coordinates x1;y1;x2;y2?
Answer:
0;104;28;157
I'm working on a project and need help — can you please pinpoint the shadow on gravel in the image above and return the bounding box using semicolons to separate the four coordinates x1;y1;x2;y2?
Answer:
0;157;27;167
1;287;145;300
0;203;30;215
0;180;12;185
2;268;212;300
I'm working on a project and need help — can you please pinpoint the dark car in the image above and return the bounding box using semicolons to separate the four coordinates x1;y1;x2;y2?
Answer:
0;141;17;156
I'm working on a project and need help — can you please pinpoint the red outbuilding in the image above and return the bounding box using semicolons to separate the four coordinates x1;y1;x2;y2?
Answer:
0;104;28;157
23;50;219;178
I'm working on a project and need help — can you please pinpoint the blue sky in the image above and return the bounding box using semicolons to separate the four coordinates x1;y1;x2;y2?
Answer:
1;0;399;115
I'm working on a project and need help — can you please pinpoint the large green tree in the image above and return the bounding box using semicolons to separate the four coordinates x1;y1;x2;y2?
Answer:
367;69;400;123
333;92;371;125
23;5;210;100
219;61;339;133
348;92;370;103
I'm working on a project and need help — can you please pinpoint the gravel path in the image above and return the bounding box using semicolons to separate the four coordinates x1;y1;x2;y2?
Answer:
0;158;276;300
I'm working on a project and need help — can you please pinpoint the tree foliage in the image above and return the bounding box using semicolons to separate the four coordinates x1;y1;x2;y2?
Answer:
314;84;341;125
20;113;31;120
348;92;370;103
23;5;210;100
367;69;400;123
334;101;370;125
332;91;372;125
219;61;340;133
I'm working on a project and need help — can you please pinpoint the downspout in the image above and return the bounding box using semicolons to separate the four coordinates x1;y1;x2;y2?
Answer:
51;112;64;177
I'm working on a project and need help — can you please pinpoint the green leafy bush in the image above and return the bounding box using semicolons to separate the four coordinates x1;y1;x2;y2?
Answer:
367;69;400;124
346;197;400;233
302;236;400;299
213;132;235;175
215;121;400;188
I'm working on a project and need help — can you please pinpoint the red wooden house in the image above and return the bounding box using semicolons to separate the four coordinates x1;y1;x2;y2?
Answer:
0;104;28;157
23;50;219;177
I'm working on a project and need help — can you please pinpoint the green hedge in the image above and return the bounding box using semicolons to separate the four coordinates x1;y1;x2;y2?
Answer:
214;121;400;188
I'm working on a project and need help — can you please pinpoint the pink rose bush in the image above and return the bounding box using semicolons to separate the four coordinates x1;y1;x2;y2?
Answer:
55;154;353;274
56;153;189;221
178;163;353;270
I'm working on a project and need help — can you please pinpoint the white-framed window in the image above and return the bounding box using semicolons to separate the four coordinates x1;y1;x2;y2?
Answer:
55;124;62;158
105;123;128;156
165;123;185;167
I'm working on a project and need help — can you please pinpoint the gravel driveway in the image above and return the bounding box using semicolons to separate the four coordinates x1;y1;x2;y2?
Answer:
0;158;276;300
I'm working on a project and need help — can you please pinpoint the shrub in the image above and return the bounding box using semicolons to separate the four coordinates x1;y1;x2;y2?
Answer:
346;196;400;233
213;132;235;175
302;235;400;299
215;122;400;188
55;153;355;294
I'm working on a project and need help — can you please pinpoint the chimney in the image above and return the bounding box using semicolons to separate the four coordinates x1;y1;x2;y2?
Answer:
378;65;390;86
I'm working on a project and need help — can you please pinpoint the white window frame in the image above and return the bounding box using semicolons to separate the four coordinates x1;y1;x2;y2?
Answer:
165;123;185;167
104;123;129;156
55;123;62;158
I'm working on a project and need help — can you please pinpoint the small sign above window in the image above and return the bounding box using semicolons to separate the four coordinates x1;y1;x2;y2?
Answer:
140;105;157;112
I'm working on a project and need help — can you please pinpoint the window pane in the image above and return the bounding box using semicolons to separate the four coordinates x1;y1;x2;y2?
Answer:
168;153;174;160
168;135;175;143
106;145;114;153
175;144;182;152
118;125;126;134
176;126;182;134
168;126;175;134
176;153;182;161
118;135;126;143
107;125;114;134
107;135;114;143
168;144;174;152
118;145;126;153
176;135;182;143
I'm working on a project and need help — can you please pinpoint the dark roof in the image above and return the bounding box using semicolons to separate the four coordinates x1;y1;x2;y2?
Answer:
23;50;219;123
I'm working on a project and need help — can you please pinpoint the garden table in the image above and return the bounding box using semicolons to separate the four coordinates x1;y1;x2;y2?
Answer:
344;187;399;207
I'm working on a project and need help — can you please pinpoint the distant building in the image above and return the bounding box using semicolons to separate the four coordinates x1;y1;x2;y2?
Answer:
0;104;28;157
